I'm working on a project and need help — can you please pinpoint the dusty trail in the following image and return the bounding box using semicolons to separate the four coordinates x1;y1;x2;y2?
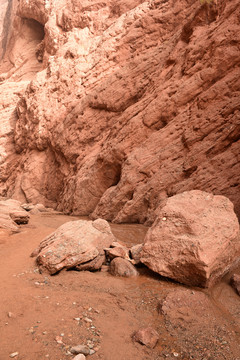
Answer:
0;213;240;360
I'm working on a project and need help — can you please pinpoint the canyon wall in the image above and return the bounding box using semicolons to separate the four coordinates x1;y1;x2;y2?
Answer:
0;0;239;224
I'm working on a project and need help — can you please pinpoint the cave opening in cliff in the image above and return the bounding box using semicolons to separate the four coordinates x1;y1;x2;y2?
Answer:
21;18;45;63
5;17;46;79
22;18;45;42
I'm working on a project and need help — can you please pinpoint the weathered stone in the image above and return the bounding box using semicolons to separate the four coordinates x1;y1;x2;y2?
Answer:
75;254;105;272
32;219;115;274
230;274;240;296
70;345;90;355
109;257;138;277
132;327;159;348
9;352;19;358
72;354;86;360
141;191;240;287
0;199;29;231
0;213;19;232
10;211;30;224
105;246;130;260
34;203;48;212
21;203;35;211
130;244;143;265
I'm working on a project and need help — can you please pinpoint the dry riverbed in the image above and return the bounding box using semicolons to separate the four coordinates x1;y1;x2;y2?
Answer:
0;213;240;360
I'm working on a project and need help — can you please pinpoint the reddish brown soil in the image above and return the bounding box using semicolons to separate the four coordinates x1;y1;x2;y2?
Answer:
0;213;240;360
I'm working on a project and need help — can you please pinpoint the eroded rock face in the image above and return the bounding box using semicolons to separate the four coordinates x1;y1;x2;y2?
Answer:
141;190;240;287
0;0;239;224
31;218;115;274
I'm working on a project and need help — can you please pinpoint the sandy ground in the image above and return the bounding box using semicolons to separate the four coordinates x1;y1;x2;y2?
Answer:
0;213;240;360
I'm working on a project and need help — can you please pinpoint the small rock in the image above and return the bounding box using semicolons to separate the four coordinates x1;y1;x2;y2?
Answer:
70;345;90;355
9;353;19;358
21;203;35;211
132;327;159;348
109;257;138;277
8;312;16;318
75;254;105;272
130;244;143;265
55;336;63;344
100;265;109;272
105;246;130;260
72;354;86;360
84;317;92;323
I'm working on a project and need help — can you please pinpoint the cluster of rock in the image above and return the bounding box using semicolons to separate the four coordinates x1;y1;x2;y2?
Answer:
32;190;240;289
0;197;56;234
31;217;140;276
0;0;239;225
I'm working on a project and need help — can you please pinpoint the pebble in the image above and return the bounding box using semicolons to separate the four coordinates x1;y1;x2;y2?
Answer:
72;355;86;360
9;353;19;358
8;312;15;318
84;317;92;323
55;336;63;344
74;318;81;321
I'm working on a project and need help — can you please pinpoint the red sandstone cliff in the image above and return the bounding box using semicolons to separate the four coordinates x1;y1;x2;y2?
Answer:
0;0;239;224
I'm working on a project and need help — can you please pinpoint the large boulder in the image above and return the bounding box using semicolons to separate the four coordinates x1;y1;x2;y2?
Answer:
32;218;115;274
141;190;240;287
